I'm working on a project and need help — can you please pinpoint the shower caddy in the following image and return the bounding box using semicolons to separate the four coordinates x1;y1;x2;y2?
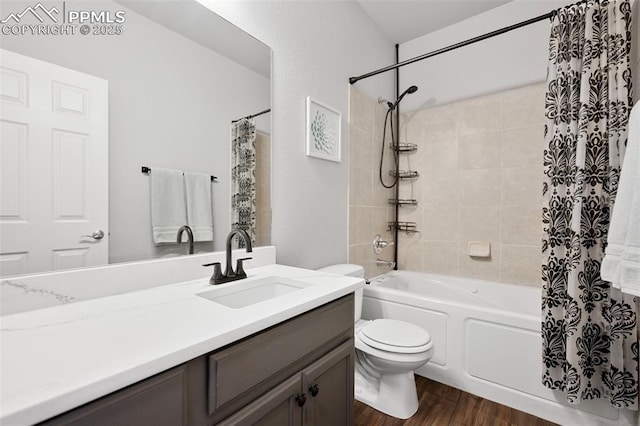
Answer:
387;142;419;234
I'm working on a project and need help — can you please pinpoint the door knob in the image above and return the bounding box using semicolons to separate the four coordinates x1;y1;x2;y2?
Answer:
309;384;319;397
296;393;307;407
81;230;105;240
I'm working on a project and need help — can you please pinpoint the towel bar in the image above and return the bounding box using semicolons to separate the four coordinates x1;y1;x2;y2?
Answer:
141;166;217;182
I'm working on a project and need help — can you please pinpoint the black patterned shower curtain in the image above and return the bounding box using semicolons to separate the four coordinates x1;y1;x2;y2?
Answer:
541;0;638;409
231;118;257;247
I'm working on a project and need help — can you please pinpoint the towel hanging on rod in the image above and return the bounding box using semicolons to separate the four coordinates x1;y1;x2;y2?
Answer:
141;166;217;182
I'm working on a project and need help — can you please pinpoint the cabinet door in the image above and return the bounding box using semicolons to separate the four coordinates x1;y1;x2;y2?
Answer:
218;374;303;426
302;339;354;426
41;365;186;426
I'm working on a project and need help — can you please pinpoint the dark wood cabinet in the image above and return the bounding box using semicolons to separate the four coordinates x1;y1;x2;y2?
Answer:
39;294;354;426
218;339;354;426
41;365;188;426
303;340;354;426
218;373;303;426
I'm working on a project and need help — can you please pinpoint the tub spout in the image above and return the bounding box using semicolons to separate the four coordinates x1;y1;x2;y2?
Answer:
376;259;396;269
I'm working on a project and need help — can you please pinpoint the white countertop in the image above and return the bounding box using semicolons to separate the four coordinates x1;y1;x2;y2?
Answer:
0;264;362;425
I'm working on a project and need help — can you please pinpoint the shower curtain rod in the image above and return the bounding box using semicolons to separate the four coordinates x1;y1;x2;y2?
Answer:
349;5;573;84
231;108;271;123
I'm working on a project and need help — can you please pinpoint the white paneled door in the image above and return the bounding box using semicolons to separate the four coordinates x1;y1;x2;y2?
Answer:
0;49;108;277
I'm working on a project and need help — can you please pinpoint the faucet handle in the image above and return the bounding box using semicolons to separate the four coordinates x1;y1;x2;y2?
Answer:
203;262;224;285
235;257;252;279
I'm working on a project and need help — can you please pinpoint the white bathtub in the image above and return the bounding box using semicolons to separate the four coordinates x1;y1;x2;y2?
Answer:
362;271;636;426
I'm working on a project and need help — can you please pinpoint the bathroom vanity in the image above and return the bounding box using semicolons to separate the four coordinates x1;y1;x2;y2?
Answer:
42;295;354;425
0;262;361;425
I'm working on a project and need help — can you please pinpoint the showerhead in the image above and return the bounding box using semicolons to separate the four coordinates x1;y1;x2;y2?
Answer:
389;85;418;110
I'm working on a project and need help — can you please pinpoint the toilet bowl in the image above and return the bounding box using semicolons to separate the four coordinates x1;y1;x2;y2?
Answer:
317;264;433;419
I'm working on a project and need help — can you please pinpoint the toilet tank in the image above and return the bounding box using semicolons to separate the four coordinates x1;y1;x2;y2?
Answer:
316;264;364;322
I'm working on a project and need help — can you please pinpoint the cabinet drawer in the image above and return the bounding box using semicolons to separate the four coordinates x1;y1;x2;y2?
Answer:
208;295;353;414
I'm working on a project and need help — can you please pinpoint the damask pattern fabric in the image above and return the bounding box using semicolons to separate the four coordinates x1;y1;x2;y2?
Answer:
542;0;638;409
231;118;257;247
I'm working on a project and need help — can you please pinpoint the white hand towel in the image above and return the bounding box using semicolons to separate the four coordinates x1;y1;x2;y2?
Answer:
151;168;187;244
601;103;640;296
184;172;213;242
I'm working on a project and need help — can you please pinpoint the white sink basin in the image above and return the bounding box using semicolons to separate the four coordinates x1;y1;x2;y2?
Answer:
196;276;311;308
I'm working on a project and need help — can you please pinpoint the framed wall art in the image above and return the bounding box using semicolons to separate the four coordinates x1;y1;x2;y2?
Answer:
305;96;341;162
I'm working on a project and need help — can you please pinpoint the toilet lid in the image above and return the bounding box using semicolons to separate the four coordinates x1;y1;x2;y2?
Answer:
359;319;432;354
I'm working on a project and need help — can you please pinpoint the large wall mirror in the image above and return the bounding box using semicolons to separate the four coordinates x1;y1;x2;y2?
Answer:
0;0;271;278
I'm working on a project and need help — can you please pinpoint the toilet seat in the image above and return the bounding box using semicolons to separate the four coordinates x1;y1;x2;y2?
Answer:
358;319;432;354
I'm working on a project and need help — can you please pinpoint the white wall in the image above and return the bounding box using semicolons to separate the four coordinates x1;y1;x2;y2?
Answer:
398;0;576;110
0;0;270;263
200;0;395;269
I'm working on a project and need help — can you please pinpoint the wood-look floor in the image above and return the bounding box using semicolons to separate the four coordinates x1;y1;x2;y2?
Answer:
354;376;558;426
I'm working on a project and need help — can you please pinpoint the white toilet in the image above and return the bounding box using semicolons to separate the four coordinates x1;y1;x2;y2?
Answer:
318;264;434;419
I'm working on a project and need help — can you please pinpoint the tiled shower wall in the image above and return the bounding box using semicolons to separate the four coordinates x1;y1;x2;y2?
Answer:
349;83;545;287
255;131;271;247
348;87;396;278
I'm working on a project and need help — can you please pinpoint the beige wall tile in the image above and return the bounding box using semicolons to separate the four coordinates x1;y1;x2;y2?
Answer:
397;206;423;229
500;245;542;287
401;111;428;147
374;102;392;149
374;142;397;178
501;124;545;168
459;169;501;206
349;83;547;286
423;205;459;242
501;83;546;129
501;204;542;246
349;86;374;131
501;166;542;206
408;102;460;141
458;131;501;170
398;233;423;271
349;125;373;171
397;179;422;205
350;243;391;279
424;137;458;172
349;166;372;206
255;183;270;213
459;243;501;281
372;207;390;238
424;241;459;275
459;94;501;136
373;110;396;173
372;177;395;208
255;202;271;247
422;172;459;206
398;148;423;172
349;206;373;245
255;132;271;176
459;205;501;244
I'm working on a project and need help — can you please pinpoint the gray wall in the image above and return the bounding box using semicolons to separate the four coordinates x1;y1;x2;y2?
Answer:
399;0;576;110
1;0;270;263
203;0;395;269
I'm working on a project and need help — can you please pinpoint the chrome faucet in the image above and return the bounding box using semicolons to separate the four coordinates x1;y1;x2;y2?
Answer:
177;225;194;254
204;228;253;285
376;259;396;269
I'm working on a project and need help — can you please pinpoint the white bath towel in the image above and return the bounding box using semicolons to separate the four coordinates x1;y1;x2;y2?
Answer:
601;103;640;296
184;172;213;242
150;168;187;244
